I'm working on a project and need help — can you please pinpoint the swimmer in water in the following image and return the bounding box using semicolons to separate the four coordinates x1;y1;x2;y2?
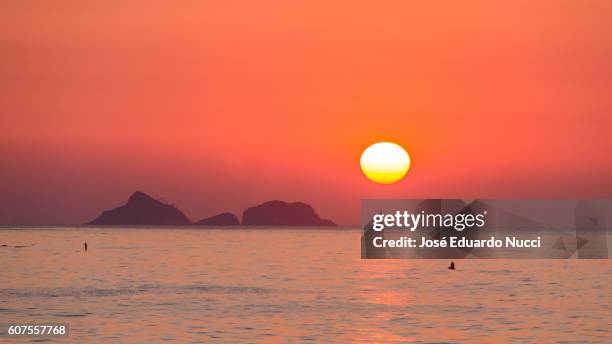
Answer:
84;242;88;252
448;261;455;270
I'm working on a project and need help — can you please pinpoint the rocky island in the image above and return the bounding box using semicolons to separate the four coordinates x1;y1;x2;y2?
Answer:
193;212;240;226
87;192;335;227
88;191;191;225
242;200;335;226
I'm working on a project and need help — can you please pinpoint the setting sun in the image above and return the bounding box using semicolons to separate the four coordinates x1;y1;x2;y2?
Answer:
360;142;411;184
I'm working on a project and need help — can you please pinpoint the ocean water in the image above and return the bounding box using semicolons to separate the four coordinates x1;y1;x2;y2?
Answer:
0;227;610;343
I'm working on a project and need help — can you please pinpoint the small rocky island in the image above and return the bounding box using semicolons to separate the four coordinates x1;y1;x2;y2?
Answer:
193;212;240;226
87;191;335;226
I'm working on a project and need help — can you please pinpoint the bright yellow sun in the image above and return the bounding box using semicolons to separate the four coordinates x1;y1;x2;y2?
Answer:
360;142;411;184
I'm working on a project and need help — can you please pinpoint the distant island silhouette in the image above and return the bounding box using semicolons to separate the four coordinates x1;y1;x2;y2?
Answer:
243;200;335;226
194;212;240;226
88;191;191;225
87;191;336;226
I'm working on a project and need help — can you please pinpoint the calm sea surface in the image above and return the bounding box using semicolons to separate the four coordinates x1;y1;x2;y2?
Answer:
1;227;610;343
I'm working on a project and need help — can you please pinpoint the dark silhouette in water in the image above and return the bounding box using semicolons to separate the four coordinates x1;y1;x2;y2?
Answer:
448;261;455;270
84;242;88;252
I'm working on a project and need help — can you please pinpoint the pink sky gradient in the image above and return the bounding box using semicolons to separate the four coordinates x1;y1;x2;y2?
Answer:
1;1;612;225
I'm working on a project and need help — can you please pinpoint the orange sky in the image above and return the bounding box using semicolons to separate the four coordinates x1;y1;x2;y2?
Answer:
1;1;612;225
